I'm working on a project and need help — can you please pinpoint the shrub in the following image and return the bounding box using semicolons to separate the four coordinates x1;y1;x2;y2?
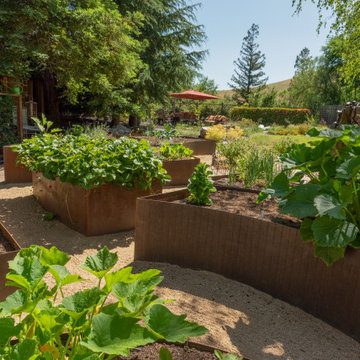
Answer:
0;95;18;150
258;126;360;266
159;142;193;160
230;107;311;126
146;124;179;140
13;133;169;190
187;163;216;206
205;124;227;142
0;246;208;359
273;137;296;154
227;126;244;140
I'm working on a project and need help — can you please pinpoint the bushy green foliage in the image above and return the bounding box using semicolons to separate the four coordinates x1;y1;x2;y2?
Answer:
0;96;17;150
159;142;193;161
258;125;360;265
146;124;179;140
0;245;208;359
13;133;168;190
187;163;216;206
230;107;311;126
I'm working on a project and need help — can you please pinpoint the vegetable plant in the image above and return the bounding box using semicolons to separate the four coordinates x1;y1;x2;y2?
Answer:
0;246;208;359
187;163;216;206
159;142;193;161
146;124;179;140
258;126;360;265
13;133;169;190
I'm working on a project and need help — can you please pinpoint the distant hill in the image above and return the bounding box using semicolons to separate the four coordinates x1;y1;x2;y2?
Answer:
217;79;292;99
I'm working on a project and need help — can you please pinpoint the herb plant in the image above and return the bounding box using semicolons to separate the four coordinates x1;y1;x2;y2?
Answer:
13;134;169;190
0;246;208;359
258;126;360;265
217;140;244;183
187;163;216;206
159;142;193;161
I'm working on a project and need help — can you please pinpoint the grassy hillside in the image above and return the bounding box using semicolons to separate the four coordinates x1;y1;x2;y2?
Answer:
217;79;292;99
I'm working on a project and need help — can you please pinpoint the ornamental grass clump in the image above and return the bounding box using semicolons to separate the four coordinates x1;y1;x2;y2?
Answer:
13;132;169;190
258;126;360;266
0;246;208;359
187;163;216;206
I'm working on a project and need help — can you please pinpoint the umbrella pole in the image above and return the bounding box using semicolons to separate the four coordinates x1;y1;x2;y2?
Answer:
172;99;176;114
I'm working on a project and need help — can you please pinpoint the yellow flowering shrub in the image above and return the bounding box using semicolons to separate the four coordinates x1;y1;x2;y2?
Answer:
205;124;227;142
227;126;244;140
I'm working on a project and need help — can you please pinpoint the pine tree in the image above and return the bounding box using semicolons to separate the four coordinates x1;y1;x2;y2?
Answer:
228;24;268;103
294;47;312;73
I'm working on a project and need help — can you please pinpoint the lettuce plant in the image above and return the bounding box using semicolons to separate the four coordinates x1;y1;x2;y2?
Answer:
0;246;208;359
187;163;216;206
258;126;360;265
159;142;193;161
13;134;169;190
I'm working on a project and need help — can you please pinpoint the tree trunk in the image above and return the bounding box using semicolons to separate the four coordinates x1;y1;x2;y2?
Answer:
43;69;62;128
128;114;138;128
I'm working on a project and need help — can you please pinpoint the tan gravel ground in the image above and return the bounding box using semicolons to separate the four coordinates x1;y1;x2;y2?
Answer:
1;165;360;360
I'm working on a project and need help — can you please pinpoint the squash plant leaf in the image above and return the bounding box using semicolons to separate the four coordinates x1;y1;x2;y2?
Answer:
49;265;84;287
314;246;346;266
336;157;360;180
39;246;70;266
311;216;358;248
145;304;209;343
81;313;156;356
12;338;37;360
159;347;173;360
80;246;118;279
0;289;36;316
299;218;314;243
257;172;291;203
0;318;22;346
314;194;346;220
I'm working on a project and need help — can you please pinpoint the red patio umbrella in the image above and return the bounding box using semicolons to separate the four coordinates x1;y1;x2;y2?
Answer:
170;90;219;100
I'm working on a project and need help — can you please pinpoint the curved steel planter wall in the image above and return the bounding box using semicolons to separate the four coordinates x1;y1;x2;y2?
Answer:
0;222;21;301
33;172;162;236
135;189;360;341
163;157;200;186
3;146;32;183
182;137;216;156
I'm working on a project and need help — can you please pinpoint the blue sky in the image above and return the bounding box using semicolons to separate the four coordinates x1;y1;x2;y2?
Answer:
195;0;331;89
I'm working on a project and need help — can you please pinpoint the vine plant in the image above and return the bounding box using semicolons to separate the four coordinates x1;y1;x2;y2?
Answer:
258;126;360;265
0;246;208;359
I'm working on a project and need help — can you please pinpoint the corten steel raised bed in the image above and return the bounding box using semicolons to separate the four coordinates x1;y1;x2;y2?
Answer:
181;137;216;156
33;172;162;236
0;221;21;301
3;145;32;183
162;157;200;186
135;189;360;341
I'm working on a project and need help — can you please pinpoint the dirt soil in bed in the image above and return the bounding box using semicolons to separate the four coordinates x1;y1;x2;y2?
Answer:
0;166;360;360
0;231;14;252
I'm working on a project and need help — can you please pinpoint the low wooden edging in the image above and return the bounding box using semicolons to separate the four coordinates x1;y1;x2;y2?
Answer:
33;172;162;236
135;189;360;341
163;157;200;186
182;137;216;156
0;222;21;301
3;145;32;183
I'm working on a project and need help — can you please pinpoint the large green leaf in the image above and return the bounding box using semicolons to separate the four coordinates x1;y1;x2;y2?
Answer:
159;347;173;360
103;267;133;292
12;339;37;360
7;256;48;291
61;287;102;319
81;313;156;356
314;245;346;266
145;304;208;343
312;215;358;248
257;172;292;203
0;318;22;346
80;247;118;279
299;218;314;243
318;129;343;138
112;277;163;300
314;194;346;220
121;294;160;315
39;246;70;266
281;184;320;218
336;157;360;180
0;290;36;316
49;265;83;287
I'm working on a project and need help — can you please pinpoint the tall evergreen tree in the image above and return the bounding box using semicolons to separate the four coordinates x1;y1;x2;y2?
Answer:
228;24;268;103
294;47;313;73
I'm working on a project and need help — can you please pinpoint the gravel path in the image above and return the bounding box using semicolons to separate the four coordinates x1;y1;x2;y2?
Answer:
0;167;360;360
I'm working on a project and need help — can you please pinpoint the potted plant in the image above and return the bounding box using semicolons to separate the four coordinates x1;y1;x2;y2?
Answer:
159;142;200;186
135;128;360;341
0;221;21;301
13;121;169;236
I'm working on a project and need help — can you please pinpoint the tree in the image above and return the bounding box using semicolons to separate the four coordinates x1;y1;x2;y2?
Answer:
292;0;360;95
0;0;143;125
116;0;207;124
193;75;218;95
294;47;313;73
228;24;268;104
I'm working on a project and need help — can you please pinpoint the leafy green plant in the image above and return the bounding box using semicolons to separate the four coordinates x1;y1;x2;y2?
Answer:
0;95;18;149
32;114;61;134
273;137;296;154
215;350;243;360
13;133;169;190
0;246;208;359
258;126;360;265
187;163;216;206
159;142;193;161
147;124;179;140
